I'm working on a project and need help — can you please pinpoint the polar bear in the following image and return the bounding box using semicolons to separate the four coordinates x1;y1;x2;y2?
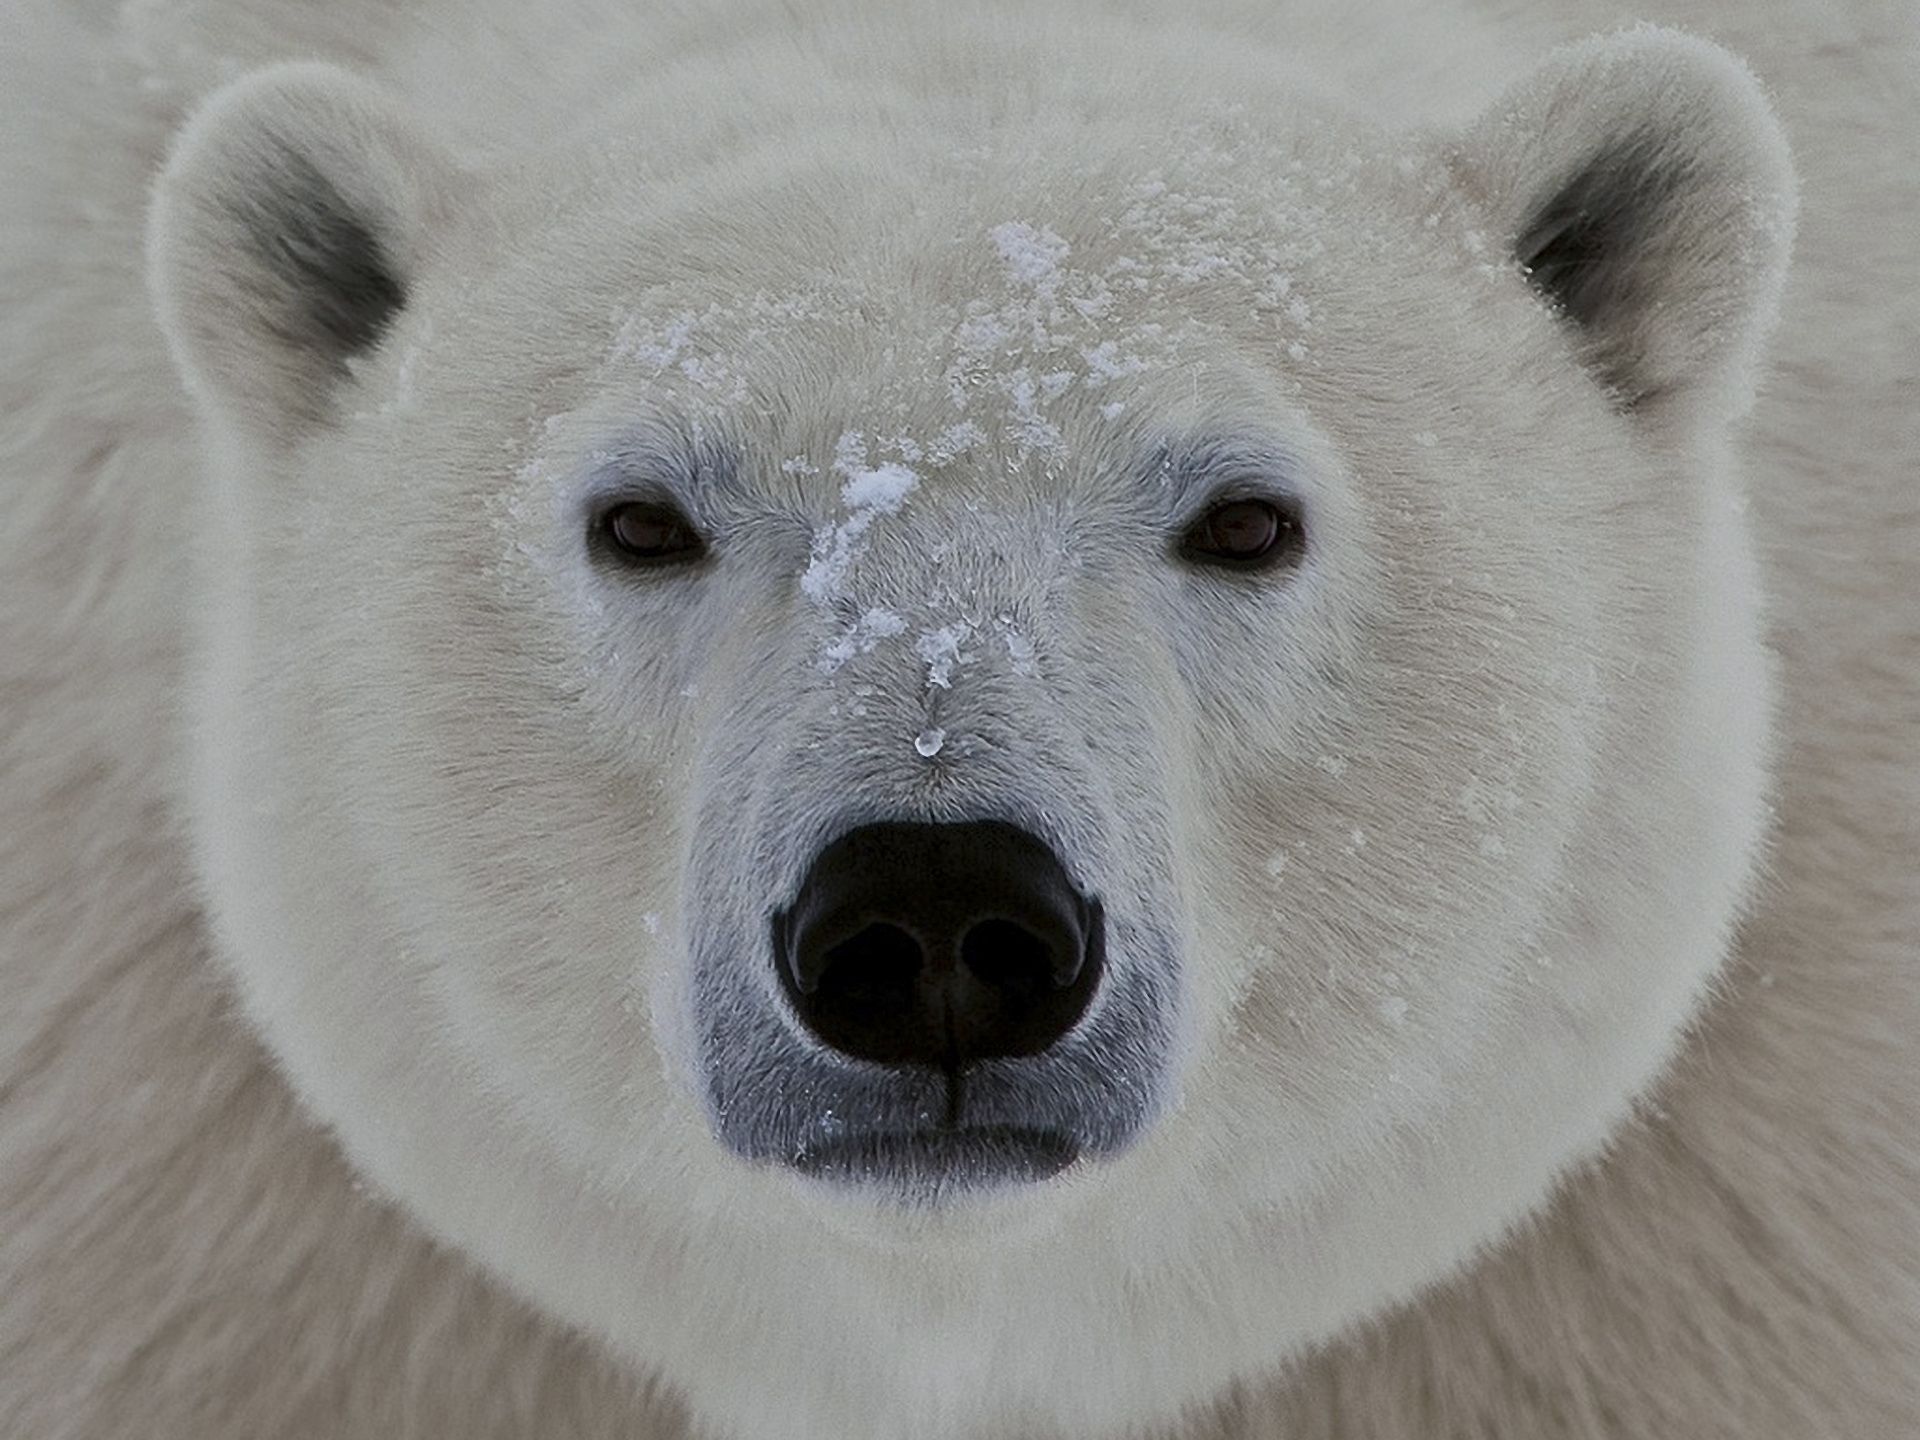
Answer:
2;0;1915;1436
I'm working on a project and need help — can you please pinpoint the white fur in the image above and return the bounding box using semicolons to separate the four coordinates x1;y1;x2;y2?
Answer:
2;0;1915;1437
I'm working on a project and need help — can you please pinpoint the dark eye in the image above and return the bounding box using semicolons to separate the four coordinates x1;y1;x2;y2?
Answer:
1179;496;1304;569
600;501;707;565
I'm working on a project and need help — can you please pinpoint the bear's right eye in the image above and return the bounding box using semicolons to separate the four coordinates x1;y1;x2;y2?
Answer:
598;501;708;566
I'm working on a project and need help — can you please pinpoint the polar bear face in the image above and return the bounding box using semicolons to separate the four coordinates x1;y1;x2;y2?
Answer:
149;26;1795;1439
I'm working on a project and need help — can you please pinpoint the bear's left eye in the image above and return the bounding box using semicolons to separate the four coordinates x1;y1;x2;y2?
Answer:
1179;496;1305;570
598;501;708;566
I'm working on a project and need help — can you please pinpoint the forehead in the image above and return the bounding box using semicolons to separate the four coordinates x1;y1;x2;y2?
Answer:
506;102;1432;317
468;110;1461;500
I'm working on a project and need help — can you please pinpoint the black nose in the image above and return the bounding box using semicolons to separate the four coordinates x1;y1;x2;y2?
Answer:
773;821;1104;1068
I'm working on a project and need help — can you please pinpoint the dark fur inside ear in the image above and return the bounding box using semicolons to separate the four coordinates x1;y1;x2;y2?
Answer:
236;144;408;375
1513;137;1676;333
1512;132;1696;407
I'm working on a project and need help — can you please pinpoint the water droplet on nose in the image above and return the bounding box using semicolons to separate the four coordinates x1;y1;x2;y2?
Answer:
914;727;947;758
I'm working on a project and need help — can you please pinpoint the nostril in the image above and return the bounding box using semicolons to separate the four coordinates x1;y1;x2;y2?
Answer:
813;922;923;1003
961;919;1060;1001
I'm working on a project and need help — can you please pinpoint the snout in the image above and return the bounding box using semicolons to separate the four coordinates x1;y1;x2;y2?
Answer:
773;820;1105;1069
691;813;1179;1201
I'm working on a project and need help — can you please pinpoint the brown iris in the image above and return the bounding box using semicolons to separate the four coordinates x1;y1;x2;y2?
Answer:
1181;497;1302;568
602;501;705;564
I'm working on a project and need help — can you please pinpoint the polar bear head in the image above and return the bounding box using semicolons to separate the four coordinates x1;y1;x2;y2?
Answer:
148;23;1794;1440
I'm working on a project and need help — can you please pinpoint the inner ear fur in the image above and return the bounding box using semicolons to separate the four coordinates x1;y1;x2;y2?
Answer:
1451;28;1798;420
147;62;467;438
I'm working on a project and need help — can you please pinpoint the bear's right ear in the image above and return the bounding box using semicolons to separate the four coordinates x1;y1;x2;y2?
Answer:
148;63;466;439
1449;29;1797;424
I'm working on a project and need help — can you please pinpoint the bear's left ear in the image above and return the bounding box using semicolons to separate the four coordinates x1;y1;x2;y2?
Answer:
148;62;468;440
1450;29;1797;422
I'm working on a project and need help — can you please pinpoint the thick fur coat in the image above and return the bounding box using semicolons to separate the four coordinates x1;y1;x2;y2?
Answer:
1;1;1915;1437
